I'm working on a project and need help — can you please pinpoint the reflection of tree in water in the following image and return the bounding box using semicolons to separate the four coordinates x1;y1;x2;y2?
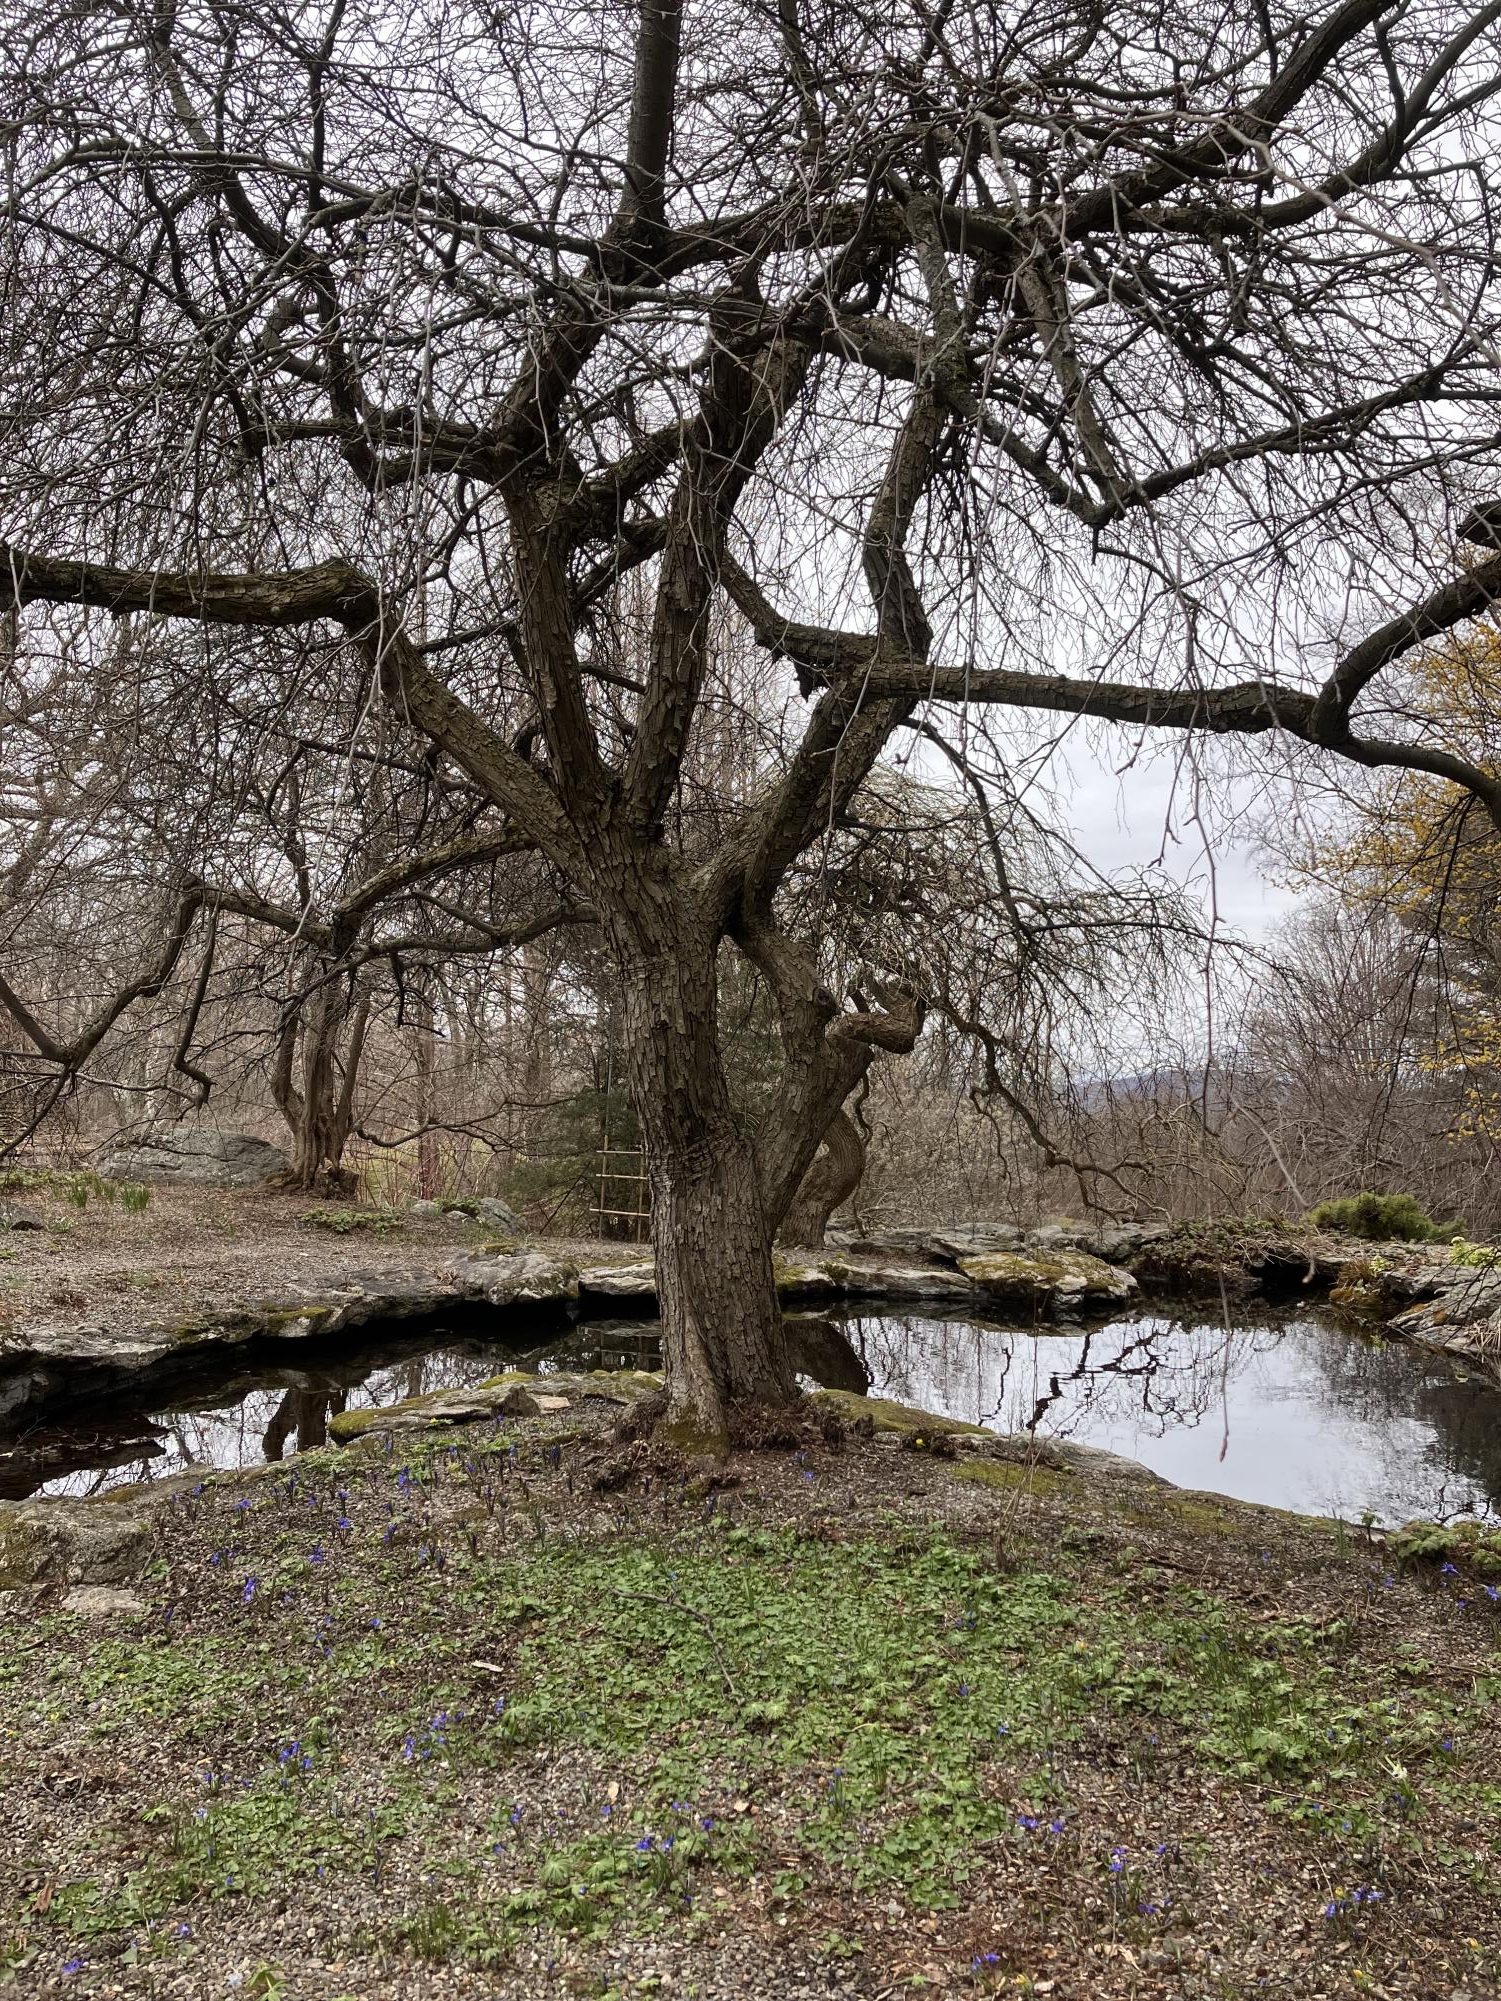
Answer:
839;1310;1274;1442
38;1338;526;1498
261;1389;347;1459
839;1307;1501;1523
1289;1322;1501;1523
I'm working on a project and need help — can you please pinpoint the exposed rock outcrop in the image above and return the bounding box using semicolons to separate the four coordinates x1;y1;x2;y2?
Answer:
100;1129;290;1186
0;1248;581;1429
958;1247;1137;1312
327;1368;661;1443
409;1195;524;1232
577;1262;658;1303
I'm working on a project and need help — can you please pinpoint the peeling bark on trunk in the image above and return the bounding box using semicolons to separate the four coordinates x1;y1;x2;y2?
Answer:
613;913;796;1439
646;1126;793;1436
777;1107;866;1248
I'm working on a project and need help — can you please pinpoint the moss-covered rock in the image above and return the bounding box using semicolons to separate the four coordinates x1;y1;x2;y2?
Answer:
957;1247;1136;1313
329;1368;661;1443
0;1496;152;1591
951;1456;1074;1499
810;1388;991;1440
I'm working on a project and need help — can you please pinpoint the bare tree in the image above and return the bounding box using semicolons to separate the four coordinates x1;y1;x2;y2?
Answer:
6;0;1501;1432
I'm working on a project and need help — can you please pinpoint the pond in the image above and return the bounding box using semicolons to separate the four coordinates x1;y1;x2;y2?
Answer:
15;1304;1501;1526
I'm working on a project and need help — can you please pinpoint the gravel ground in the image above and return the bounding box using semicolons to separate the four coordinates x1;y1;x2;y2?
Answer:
0;1177;612;1336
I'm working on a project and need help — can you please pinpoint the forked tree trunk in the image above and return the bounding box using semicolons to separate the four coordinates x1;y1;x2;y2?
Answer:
616;931;796;1440
275;976;369;1191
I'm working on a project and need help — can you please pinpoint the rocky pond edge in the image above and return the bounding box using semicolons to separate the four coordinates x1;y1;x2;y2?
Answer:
2;1214;1499;1544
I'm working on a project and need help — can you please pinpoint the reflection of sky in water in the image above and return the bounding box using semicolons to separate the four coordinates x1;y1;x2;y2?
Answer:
31;1310;1501;1526
845;1310;1501;1526
35;1324;659;1500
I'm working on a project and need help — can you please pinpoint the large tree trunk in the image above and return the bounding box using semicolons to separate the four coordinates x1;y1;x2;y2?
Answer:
778;1106;866;1248
615;926;796;1440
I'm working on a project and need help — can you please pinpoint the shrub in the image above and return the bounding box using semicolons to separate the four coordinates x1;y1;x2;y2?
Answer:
299;1205;403;1237
1305;1191;1454;1242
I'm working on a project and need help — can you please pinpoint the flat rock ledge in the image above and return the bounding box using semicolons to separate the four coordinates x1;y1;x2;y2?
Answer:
774;1242;1138;1312
0;1249;583;1428
327;1367;662;1442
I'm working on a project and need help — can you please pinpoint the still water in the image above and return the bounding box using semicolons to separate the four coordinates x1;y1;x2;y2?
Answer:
21;1307;1501;1525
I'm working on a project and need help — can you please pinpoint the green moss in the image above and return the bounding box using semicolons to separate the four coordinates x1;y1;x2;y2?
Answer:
1156;1493;1238;1534
772;1255;834;1295
1306;1191;1452;1242
299;1205;404;1236
811;1389;989;1438
951;1457;1073;1499
654;1415;731;1459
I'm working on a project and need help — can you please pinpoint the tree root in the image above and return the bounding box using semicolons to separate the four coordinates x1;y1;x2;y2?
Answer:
605;1385;851;1470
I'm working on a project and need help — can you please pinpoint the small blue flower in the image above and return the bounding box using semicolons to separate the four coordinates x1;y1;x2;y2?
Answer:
241;1576;258;1604
62;1959;86;1976
1440;1561;1460;1578
309;1546;325;1565
1108;1845;1127;1874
